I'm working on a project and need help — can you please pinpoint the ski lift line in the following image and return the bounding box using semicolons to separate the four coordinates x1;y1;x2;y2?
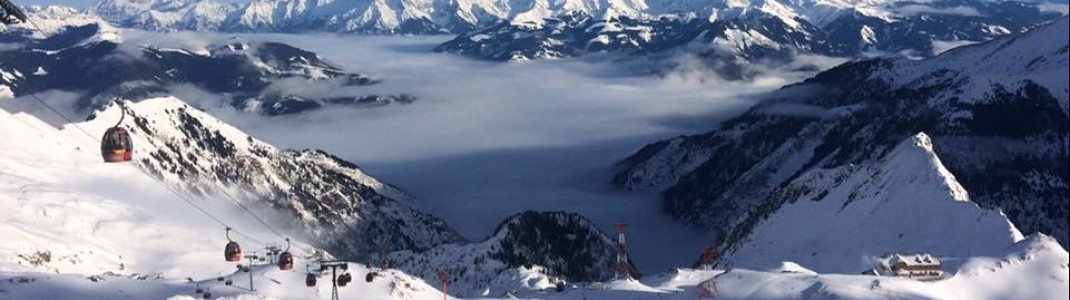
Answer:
14;88;267;246
12;7;288;243
128;161;267;247
204;180;288;239
13;85;98;143
15;77;280;244
10;12;287;251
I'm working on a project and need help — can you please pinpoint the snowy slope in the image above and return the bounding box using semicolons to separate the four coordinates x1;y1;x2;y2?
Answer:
67;97;463;262
81;0;1065;74
0;103;339;298
435;0;1061;73
0;5;121;39
389;211;622;297
0;20;411;116
87;0;1064;35
2;81;1068;300
722;133;1024;272
616;16;1068;250
883;16;1070;111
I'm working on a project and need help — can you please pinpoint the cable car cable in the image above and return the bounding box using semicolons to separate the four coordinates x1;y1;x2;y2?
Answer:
9;11;287;250
14;89;268;246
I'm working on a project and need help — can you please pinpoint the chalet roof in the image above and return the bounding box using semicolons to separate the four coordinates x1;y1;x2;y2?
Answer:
889;253;941;266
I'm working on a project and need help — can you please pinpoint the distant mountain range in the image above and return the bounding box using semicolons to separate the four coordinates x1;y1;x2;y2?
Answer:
435;0;1064;77
76;0;1068;78
0;8;415;116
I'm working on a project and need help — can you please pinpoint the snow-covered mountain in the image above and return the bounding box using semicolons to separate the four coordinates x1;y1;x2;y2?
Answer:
0;93;643;297
73;97;464;261
79;0;1066;78
436;0;1063;77
0;106;451;298
0;17;412;117
2;33;1068;300
390;211;623;297
722;133;1024;272
615;16;1069;257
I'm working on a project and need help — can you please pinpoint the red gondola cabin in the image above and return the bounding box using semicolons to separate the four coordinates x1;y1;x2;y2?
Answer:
225;241;242;262
278;251;294;271
101;127;133;163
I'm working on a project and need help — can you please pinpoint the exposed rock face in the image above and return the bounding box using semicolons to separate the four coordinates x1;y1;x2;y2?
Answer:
391;211;623;297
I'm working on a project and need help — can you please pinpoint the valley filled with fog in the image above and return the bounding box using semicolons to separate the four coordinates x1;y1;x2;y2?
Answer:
121;30;831;273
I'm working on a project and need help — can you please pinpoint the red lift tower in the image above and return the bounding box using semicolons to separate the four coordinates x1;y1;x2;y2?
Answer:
614;222;631;280
700;246;717;270
698;245;719;298
438;268;449;300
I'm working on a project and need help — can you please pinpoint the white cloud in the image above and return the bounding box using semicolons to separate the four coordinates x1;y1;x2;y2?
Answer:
931;39;979;55
1038;3;1070;15
96;31;828;273
895;5;985;17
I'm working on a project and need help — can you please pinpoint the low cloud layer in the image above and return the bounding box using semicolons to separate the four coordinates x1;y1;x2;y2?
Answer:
74;32;824;272
895;4;985;17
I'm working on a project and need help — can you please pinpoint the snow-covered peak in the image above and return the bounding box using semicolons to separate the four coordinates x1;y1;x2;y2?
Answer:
74;97;463;261
1;5;120;40
881;132;970;202
886;17;1069;109
85;0;1045;34
721;132;1024;273
390;211;620;297
0;104;312;278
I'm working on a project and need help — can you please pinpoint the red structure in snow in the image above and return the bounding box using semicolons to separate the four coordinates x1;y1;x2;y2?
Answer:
700;246;717;270
438;268;449;300
614;222;631;280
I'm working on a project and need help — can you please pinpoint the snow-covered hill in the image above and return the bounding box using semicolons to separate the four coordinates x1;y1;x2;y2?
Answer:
722;133;1024;272
84;0;1065;65
2;50;1068;300
616;16;1069;254
0;95;649;299
390;211;623;297
0;17;413;117
69;97;464;261
436;0;1062;77
0;5;121;38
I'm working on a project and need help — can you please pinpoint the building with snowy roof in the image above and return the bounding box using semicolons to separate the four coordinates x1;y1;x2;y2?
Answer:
878;253;944;281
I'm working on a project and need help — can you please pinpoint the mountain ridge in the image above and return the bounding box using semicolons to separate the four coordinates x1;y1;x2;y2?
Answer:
615;16;1069;251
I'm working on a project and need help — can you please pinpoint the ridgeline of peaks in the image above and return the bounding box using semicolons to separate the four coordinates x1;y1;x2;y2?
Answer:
615;16;1069;261
0;22;414;116
722;132;1025;272
436;0;1062;77
80;0;1066;78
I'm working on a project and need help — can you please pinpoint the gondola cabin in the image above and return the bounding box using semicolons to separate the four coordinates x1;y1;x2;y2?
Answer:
278;252;294;271
224;241;242;262
305;274;317;287
101;127;133;163
337;273;352;287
